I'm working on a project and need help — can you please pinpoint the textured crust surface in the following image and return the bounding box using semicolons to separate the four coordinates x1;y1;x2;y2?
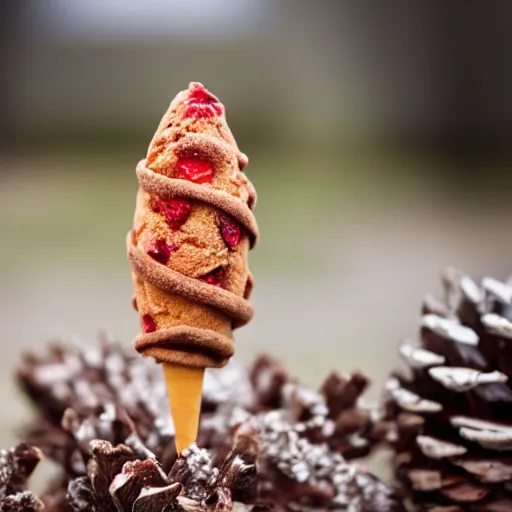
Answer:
128;235;253;327
129;82;257;367
136;162;259;247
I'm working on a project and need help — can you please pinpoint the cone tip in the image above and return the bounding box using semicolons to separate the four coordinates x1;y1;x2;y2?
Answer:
162;363;205;454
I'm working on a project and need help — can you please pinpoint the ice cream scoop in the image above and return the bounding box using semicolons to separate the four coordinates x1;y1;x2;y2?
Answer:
127;82;258;453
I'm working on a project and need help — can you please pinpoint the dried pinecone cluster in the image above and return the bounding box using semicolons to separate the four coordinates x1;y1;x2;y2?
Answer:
386;271;512;511
0;443;43;511
11;335;403;511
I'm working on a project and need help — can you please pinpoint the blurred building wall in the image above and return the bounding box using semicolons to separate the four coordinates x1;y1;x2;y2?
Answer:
0;1;507;149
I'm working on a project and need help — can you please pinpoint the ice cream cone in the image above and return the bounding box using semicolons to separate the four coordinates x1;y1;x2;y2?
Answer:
128;82;258;451
163;363;204;454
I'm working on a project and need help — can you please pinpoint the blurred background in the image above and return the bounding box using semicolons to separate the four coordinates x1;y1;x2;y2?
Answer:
1;0;512;449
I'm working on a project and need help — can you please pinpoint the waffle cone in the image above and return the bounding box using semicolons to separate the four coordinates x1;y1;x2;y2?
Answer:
163;363;204;453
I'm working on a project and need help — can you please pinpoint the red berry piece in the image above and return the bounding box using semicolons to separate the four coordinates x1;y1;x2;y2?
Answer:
176;158;214;184
220;215;241;249
200;267;224;287
183;83;223;119
163;199;192;229
142;314;156;333
152;197;192;229
132;297;138;311
147;239;174;265
150;196;165;213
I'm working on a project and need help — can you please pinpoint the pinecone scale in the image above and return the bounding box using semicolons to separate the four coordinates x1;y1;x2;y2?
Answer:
386;271;512;511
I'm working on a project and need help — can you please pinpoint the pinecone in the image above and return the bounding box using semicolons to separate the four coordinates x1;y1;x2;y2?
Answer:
385;270;512;511
0;443;44;511
245;354;388;460
18;334;179;474
18;336;386;469
64;439;252;512
15;335;403;511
